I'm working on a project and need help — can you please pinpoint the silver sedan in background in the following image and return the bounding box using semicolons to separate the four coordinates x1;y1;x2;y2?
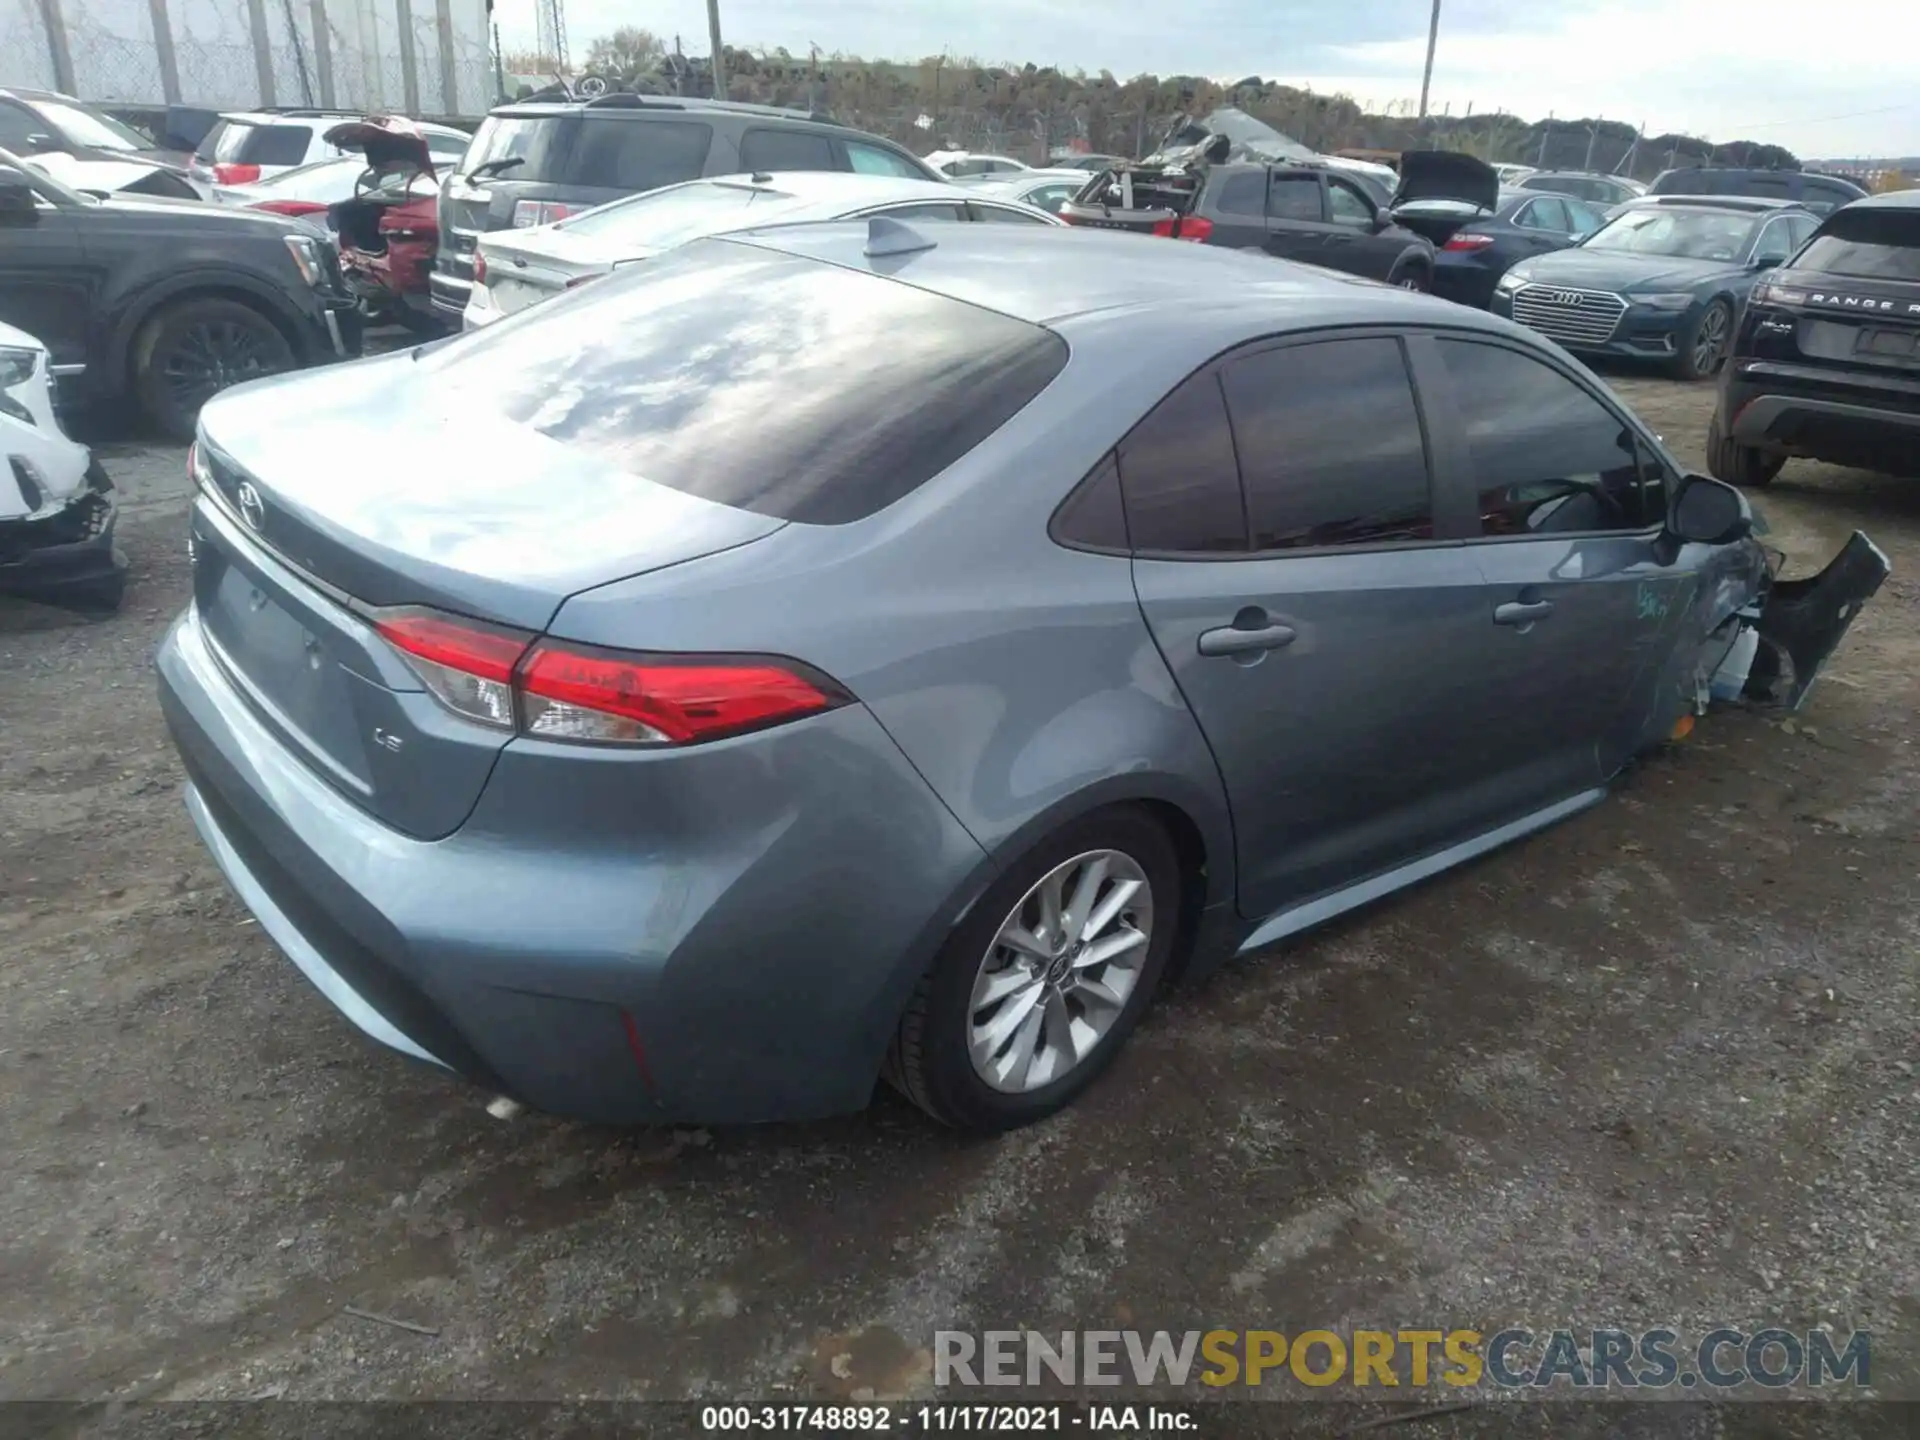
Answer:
461;171;1063;328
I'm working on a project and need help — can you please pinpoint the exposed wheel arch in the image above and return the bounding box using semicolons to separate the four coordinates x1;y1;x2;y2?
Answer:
111;274;313;400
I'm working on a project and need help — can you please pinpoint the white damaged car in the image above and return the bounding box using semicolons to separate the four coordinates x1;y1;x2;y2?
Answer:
0;320;125;610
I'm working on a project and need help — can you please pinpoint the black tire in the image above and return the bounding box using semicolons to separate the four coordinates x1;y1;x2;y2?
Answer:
1670;298;1733;381
1706;408;1784;488
885;806;1183;1131
132;297;296;442
1387;260;1431;293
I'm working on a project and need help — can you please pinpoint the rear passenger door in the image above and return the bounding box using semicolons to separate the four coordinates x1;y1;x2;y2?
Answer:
1418;334;1678;785
1202;169;1273;249
1126;333;1501;919
1259;171;1332;264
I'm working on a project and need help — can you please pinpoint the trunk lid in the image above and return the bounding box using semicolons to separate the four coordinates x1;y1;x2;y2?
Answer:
1388;151;1501;246
189;353;786;836
322;118;437;180
479;230;655;315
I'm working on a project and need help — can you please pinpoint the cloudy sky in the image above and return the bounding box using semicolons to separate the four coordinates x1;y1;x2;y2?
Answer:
500;0;1917;158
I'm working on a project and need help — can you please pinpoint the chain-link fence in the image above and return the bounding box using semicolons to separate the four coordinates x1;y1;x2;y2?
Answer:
14;0;496;120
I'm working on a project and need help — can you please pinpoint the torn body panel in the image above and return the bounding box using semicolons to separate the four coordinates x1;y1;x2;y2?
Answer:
1634;531;1888;748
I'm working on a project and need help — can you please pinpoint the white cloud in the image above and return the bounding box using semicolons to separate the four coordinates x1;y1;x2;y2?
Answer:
1306;0;1919;155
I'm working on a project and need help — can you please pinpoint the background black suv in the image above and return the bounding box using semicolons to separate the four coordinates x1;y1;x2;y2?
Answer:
1708;188;1920;486
0;146;359;439
432;95;942;320
1649;166;1868;217
1060;149;1497;292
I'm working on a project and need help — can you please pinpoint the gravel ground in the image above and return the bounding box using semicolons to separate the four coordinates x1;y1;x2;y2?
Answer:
1;365;1915;1426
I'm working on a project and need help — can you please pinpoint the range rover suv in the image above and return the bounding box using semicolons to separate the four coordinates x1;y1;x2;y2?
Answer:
430;95;941;321
1708;188;1920;486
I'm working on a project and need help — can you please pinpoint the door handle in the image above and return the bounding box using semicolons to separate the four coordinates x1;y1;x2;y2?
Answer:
1198;622;1297;656
1494;599;1555;626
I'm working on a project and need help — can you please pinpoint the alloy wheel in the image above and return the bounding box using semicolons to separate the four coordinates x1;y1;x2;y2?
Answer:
162;320;279;414
1693;304;1730;374
967;849;1154;1093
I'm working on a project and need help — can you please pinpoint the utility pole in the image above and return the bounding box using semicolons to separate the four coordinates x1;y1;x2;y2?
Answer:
1417;0;1442;120
1537;111;1552;167
1583;116;1602;172
706;0;728;100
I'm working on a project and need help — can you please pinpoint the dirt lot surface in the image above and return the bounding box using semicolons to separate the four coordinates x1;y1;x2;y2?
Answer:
2;368;1917;1427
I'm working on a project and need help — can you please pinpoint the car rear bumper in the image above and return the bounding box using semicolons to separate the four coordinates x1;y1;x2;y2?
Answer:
429;271;472;319
156;604;990;1125
1724;362;1920;475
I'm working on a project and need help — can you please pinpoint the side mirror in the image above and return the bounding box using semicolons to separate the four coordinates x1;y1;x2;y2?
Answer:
23;133;56;153
0;178;38;221
1668;474;1751;547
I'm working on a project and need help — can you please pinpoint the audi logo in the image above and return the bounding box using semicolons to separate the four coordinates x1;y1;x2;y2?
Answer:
1544;290;1586;307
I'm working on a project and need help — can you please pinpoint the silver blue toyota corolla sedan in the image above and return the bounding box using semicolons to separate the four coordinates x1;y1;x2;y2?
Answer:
157;219;1886;1132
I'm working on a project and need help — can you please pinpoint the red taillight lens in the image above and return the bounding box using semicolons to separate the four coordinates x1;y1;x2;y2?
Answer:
250;199;328;217
1148;215;1212;242
511;200;575;228
213;163;262;185
373;607;847;746
472;252;488;284
1444;233;1496;251
374;609;532;730
518;643;844;745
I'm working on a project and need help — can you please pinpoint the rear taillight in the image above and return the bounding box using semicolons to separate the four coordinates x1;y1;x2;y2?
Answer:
249;199;328;218
511;200;575;228
472;252;488;284
374;609;528;729
213;162;262;185
1444;233;1496;251
374;607;848;746
1148;215;1213;242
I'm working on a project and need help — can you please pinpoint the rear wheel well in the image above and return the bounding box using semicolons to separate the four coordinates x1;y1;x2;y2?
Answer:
124;286;305;391
1131;798;1210;983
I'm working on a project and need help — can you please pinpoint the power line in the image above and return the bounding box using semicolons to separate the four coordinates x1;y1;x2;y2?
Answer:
1719;102;1916;132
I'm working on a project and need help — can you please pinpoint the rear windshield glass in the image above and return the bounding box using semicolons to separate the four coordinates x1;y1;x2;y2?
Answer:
558;180;785;243
423;240;1068;525
455;113;710;191
198;121;310;166
1797;210;1920;282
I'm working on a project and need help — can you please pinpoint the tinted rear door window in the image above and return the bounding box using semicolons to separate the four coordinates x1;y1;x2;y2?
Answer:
738;127;837;173
425;241;1067;525
1221;338;1431;551
205;122;312;166
1438;338;1662;532
0;102;41;149
1267;175;1323;221
1114;371;1247;554
1522;196;1569;230
1215;171;1266;215
567;119;711;190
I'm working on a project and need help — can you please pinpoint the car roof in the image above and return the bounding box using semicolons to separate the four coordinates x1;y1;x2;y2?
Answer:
492;95;831;124
659;171;970;210
1618;194;1811;214
723;219;1489;331
1847;187;1920;211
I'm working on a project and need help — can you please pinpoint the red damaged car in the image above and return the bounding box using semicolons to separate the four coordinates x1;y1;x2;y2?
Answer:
325;118;446;334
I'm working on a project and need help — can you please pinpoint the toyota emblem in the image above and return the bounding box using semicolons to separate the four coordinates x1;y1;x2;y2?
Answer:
1546;290;1585;307
235;481;266;532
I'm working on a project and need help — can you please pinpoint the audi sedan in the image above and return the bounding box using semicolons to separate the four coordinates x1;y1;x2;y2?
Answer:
1493;197;1821;379
158;222;1883;1132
